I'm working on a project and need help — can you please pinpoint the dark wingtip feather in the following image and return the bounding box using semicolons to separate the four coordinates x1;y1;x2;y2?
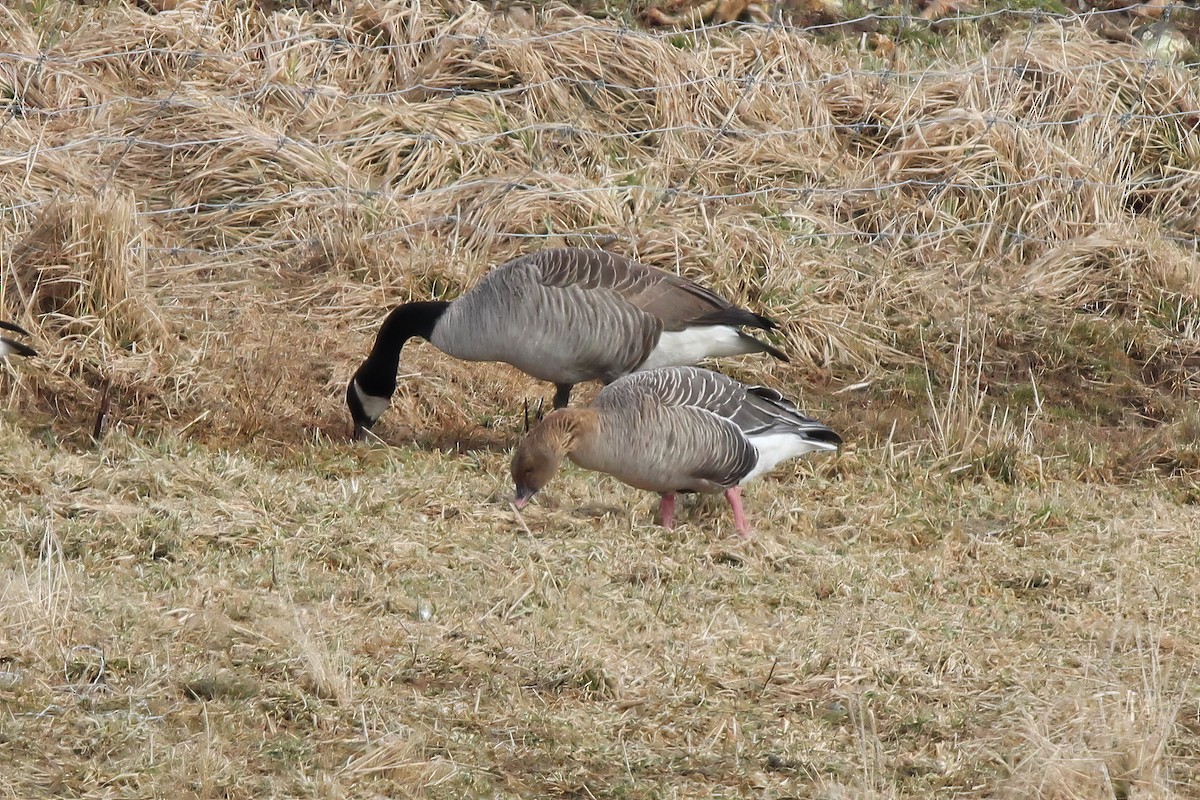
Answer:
808;427;843;447
747;385;784;403
761;338;790;363
750;311;779;331
740;333;790;363
0;321;31;337
1;337;36;358
692;307;778;331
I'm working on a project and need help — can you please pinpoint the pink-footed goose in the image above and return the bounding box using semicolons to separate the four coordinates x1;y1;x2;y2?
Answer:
510;366;842;537
346;248;787;439
0;321;36;360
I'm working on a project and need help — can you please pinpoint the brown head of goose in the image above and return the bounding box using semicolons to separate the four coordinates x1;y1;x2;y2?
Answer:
0;321;36;360
346;248;787;439
510;366;842;537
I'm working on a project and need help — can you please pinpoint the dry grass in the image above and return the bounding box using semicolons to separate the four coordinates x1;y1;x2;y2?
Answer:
2;1;1200;797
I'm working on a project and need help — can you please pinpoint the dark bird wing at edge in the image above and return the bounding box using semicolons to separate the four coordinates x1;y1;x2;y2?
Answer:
0;321;31;337
0;320;37;358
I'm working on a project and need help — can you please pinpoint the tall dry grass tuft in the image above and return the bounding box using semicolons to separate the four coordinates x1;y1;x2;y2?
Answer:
1000;648;1188;799
0;522;76;676
291;605;355;705
338;730;457;792
8;192;169;351
1;190;186;435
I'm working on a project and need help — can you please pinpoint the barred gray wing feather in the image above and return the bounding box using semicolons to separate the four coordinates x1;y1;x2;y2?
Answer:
582;391;757;490
521;276;659;380
595;366;740;416
590;368;755;488
445;256;660;382
599;367;841;446
527;248;770;332
735;386;843;446
654;405;758;488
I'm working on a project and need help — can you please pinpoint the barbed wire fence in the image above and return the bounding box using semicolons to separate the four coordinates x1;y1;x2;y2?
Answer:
0;0;1198;440
1;3;1198;284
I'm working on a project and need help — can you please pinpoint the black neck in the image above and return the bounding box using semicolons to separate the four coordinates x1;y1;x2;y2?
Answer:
355;301;449;397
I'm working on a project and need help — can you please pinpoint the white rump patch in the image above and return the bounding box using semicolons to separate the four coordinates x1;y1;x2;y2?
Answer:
742;432;838;483
353;380;391;422
639;326;755;372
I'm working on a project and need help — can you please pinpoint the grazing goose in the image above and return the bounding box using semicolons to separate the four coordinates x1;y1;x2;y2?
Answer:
346;248;787;439
0;321;36;360
511;366;842;537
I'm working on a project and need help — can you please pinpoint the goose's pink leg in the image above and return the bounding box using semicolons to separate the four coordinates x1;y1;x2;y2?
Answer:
725;487;751;538
659;492;676;529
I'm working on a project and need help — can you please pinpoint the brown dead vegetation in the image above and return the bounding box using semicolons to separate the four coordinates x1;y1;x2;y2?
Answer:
2;2;1200;798
1;2;1197;468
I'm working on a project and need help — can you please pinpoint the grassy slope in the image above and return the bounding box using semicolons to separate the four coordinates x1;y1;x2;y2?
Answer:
2;1;1200;797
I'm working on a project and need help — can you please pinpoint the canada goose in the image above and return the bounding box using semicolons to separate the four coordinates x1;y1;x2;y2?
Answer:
0;321;36;360
511;366;842;537
346;248;788;439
